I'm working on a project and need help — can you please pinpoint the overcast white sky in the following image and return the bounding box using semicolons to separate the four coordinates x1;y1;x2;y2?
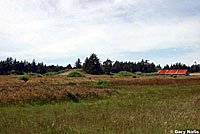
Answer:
0;0;200;66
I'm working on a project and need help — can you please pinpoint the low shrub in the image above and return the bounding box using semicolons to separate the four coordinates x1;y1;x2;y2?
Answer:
132;75;137;78
170;75;177;78
67;72;85;77
93;79;107;86
115;71;134;76
18;75;29;82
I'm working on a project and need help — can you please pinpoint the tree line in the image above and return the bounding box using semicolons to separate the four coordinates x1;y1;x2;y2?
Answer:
82;53;157;75
0;57;72;75
163;62;200;73
0;53;200;75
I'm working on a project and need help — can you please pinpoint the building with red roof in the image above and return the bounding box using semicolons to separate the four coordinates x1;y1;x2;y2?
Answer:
157;69;189;76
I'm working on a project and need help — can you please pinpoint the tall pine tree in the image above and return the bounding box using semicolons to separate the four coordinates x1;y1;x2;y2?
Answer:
83;53;102;74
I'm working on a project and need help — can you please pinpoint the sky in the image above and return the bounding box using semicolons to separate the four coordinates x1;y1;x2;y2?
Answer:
0;0;200;67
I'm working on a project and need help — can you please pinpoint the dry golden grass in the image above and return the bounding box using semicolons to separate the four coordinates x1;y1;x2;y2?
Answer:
0;74;200;134
0;74;200;104
0;75;118;104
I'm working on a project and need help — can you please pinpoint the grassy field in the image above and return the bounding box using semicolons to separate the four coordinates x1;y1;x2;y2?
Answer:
0;73;200;134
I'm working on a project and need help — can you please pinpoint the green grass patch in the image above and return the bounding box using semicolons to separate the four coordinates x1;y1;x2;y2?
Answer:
142;72;157;76
45;69;69;76
115;71;135;76
67;72;85;77
58;69;69;74
92;79;108;86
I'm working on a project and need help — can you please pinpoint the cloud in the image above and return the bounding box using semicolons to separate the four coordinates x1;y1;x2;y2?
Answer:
0;0;200;65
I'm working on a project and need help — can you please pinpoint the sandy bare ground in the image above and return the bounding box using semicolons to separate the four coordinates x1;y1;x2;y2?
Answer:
190;73;200;76
58;69;85;76
58;70;73;76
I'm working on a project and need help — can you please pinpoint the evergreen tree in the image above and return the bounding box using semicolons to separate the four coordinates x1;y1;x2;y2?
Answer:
75;58;82;69
102;59;113;75
83;53;102;74
164;64;170;69
67;64;72;69
112;61;122;73
31;59;37;73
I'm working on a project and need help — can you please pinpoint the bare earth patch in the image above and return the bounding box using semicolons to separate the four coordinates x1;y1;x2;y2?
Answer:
190;73;200;76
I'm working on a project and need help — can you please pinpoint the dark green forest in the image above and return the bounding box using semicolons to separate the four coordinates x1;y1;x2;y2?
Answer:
0;53;200;75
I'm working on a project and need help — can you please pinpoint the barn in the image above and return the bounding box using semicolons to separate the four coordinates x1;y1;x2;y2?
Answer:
157;69;189;76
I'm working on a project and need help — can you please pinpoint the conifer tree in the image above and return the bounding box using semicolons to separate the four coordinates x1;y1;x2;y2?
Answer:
83;53;102;74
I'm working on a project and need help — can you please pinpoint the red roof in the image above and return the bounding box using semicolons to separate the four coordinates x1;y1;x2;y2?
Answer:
157;69;188;75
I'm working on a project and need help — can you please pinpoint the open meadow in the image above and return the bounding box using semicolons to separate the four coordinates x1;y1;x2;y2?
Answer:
0;72;200;134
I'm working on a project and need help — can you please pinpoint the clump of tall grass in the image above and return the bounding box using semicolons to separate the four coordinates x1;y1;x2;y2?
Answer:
67;72;85;77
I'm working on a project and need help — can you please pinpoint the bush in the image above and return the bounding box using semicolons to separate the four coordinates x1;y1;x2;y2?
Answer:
132;75;137;78
93;79;107;86
170;75;177;78
18;75;29;82
67;72;85;77
115;71;134;76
